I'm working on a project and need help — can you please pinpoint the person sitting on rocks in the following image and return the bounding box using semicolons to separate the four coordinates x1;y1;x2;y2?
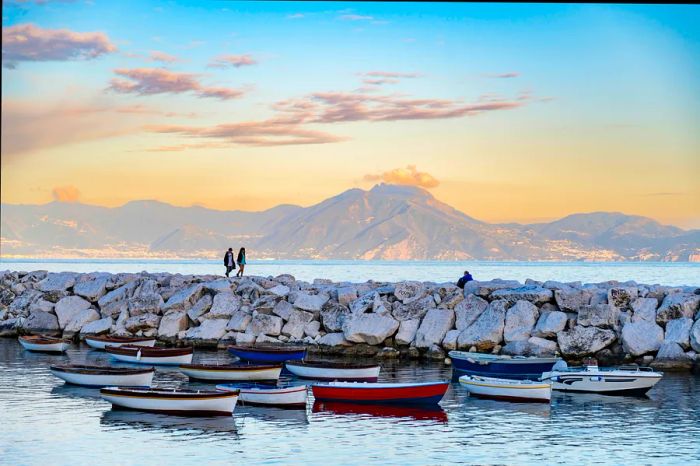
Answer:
456;270;474;289
223;247;236;277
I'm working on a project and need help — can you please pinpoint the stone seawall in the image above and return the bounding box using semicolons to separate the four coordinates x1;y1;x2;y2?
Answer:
1;270;698;370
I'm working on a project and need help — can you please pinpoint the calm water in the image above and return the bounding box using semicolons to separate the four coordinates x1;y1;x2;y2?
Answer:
0;340;698;465
1;259;699;286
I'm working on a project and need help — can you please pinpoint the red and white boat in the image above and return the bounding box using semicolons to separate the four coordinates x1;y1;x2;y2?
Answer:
106;345;193;365
179;364;282;382
85;335;156;350
285;361;380;382
100;387;238;416
311;381;449;405
50;364;155;388
217;384;308;408
19;335;70;353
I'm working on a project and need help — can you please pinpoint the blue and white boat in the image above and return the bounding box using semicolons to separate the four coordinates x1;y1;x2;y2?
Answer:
227;345;306;363
449;351;560;380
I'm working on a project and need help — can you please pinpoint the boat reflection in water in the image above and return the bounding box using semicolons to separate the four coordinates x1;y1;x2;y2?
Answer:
236;406;309;426
50;384;103;401
100;410;240;438
312;400;448;424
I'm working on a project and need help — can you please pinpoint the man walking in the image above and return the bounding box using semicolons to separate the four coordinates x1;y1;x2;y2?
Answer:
224;248;236;277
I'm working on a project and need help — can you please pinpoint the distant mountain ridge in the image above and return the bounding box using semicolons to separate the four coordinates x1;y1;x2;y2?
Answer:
1;184;698;261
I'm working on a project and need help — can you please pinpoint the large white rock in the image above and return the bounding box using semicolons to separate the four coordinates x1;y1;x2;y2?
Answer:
395;319;420;345
318;332;352;346
491;285;553;306
504;300;539;343
556;326;616;357
293;292;329;312
36;272;77;292
655;342;692;363
394;281;426;304
266;284;290;298
690;319;700;353
272;300;294;320
336;287;358;306
621;320;664;356
55;295;92;329
73;277;108;302
631;298;659;322
664;317;693;349
414;308;455;349
342;313;399;345
391;295;435;321
441;329;461;351
281;310;315;339
98;282;136;318
203;279;232;293
21;310;59;334
320;303;351;332
163;284;204;312
349;292;377;315
554;287;592;312
128;293;164;316
247;314;283;336
185;318;228;342
226;311;252;332
80;317;113;335
463;279;521;298
457;300;507;351
304;321;321;338
656;293;700;324
532;310;568;338
158;311;188;339
124;313;161;333
235;332;256;345
527;336;558;357
577;304;619;329
63;308;100;335
187;294;213;322
454;294;488;330
205;292;241;319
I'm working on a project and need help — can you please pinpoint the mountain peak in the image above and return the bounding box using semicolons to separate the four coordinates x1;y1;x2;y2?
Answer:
369;183;433;198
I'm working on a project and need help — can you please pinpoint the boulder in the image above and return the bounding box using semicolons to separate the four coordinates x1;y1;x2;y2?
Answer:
21;310;59;334
318;332;352;347
394;281;426;304
391;295;435;322
457;300;507;351
414;308;455;349
441;329;461;351
54;296;92;329
554;287;592;312
234;332;256;345
690;319;700;353
226;311;253;332
274;274;296;286
491;286;553;306
395;319;420;345
266;284;290;298
349;292;377;315
0;318;21;337
532;310;568;338
29;298;55;314
656;293;700;324
577;304;618;329
256;335;281;345
454;294;488;330
556;326;616;357
336;287;358;306
304;320;321;338
631;298;658;322
293;292;330;312
272;300;294;321
203;279;232;293
187;294;213;323
503;300;539;342
184;318;228;343
63;308;100;336
97;282;136;318
128;293;164;316
124;313;161;333
247;314;283;336
35;272;76;292
464;279;520;298
158;311;189;339
80;317;113;336
527;336;558;357
320;302;351;332
652;342;693;370
342;313;399;345
281;310;315;339
620;320;664;356
163;284;204;312
607;287;638;311
73;277;108;302
205;292;241;319
9;290;42;313
501;340;530;356
664;318;693;349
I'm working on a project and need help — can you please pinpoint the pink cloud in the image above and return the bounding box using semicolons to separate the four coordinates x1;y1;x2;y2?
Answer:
2;23;116;68
364;165;439;189
364;71;420;79
149;50;180;63
51;185;81;202
362;78;399;86
208;54;257;68
108;68;244;100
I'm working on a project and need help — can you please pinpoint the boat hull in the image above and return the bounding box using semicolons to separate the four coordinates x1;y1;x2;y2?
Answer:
110;352;193;365
542;370;662;396
311;382;448;405
180;365;282;382
217;384;308;408
449;351;559;380
19;338;69;353
101;388;238;417
50;367;155;388
285;362;380;382
85;336;156;350
106;346;194;366
459;375;551;403
228;346;307;363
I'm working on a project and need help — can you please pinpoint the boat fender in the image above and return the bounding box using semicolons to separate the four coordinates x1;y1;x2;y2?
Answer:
136;349;142;361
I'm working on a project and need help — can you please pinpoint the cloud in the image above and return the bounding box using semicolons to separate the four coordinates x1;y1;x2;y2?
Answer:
149;50;180;63
207;54;257;69
287;13;304;19
339;14;374;21
2;23;117;68
364;165;440;189
364;71;420;79
486;72;520;79
51;185;81;202
108;68;245;100
362;78;399;86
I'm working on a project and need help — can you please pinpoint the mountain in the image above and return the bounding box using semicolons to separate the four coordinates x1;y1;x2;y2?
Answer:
1;184;698;261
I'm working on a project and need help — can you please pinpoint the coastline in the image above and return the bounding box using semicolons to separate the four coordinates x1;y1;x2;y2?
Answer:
1;270;698;371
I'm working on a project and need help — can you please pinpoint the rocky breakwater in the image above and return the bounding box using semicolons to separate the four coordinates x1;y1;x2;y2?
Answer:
1;270;699;370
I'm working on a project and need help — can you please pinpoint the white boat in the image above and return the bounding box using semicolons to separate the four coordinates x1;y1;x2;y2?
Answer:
100;387;238;416
19;335;70;353
180;364;282;382
285;361;381;381
106;345;193;365
541;361;663;396
50;364;155;388
459;375;551;403
85;335;156;350
217;384;308;408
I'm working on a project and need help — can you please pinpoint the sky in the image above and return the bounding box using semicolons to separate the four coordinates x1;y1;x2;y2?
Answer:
2;1;699;228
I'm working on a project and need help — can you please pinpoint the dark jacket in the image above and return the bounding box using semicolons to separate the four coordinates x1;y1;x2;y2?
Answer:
237;251;245;264
224;251;235;267
456;273;473;289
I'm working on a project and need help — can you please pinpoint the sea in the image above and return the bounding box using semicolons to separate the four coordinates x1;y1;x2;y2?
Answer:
0;259;699;286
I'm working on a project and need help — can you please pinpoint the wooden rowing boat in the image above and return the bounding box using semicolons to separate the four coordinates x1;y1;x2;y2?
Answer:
100;387;238;416
311;381;449;405
106;345;193;365
19;335;70;353
227;345;307;363
85;335;156;350
459;375;551;403
50;364;155;388
216;384;308;408
179;363;282;382
285;361;381;382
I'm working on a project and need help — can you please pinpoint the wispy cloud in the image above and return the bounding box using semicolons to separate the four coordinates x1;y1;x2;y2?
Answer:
207;54;257;69
108;68;245;100
339;14;374;21
644;192;686;197
287;13;304;19
2;23;116;68
364;71;420;79
149;50;180;63
364;165;440;188
52;185;81;202
486;72;520;79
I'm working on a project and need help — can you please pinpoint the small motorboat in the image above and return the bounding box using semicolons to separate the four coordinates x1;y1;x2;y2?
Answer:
216;384;308;408
100;387;238;416
106;345;193;365
285;361;381;382
541;360;663;396
459;375;551;403
50;364;155;388
311;381;449;405
19;335;70;353
85;335;156;350
228;345;307;363
179;363;282;382
449;351;560;380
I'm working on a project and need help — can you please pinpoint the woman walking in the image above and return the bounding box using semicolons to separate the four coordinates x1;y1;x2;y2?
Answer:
236;247;247;277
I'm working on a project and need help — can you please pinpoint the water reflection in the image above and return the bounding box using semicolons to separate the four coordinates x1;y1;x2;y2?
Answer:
313;400;448;424
50;384;103;401
100;409;240;438
237;406;310;426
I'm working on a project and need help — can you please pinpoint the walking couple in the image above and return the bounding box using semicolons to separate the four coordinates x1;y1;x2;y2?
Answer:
224;247;246;278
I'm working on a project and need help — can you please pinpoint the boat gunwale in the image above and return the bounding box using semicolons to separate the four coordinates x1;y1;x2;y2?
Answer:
105;345;193;357
50;364;156;375
179;363;282;371
100;387;239;399
85;335;156;343
19;335;70;344
286;361;380;370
